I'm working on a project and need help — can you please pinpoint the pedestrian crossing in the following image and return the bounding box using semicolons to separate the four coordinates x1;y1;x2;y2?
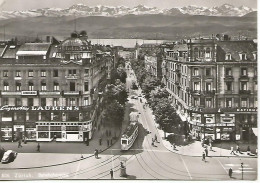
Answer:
224;163;256;174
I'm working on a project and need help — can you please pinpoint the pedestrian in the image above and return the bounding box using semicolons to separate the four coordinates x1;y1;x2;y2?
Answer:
230;146;235;155
37;143;40;152
229;168;233;178
236;145;241;154
109;130;111;137
173;143;176;150
209;143;212;151
202;151;206;161
110;138;113;145
99;137;102;146
151;141;155;147
205;147;208;157
247;146;251;155
152;138;154;143
154;134;158;142
106;130;108;137
110;169;114;179
18;139;22;148
94;149;99;158
107;139;110;147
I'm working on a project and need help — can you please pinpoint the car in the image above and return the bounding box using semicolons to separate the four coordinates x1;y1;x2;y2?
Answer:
1;150;18;163
131;95;138;99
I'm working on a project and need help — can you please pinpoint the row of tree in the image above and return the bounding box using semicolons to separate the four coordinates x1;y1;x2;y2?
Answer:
101;58;128;128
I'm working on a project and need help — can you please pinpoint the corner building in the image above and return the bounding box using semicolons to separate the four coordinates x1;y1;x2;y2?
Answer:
0;32;112;142
165;39;257;142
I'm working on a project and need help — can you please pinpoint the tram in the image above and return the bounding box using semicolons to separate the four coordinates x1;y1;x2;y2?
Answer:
121;112;139;150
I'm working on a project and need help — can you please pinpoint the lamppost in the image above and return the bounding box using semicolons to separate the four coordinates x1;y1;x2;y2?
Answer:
241;162;244;180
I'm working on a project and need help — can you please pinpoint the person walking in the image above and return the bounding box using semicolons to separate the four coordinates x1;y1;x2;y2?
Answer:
94;149;99;159
37;143;40;152
99;137;102;146
202;151;206;161
229;168;233;178
110;169;114;179
18;139;22;148
205;147;208;157
154;134;158;143
230;146;235;155
236;145;241;154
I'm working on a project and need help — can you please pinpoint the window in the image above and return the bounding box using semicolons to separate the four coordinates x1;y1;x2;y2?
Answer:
225;53;231;60
15;98;22;106
205;68;211;76
205;48;211;58
4;82;9;91
41;82;47;91
54;82;59;91
194;48;199;58
253;53;257;60
225;82;232;91
28;70;34;77
193;68;199;76
84;69;89;76
29;82;34;91
205;83;211;91
241;98;248;108
41;70;46;77
3;70;8;77
53;70;58;77
194;82;200;90
240;82;247;90
225;68;232;76
16;82;21;91
70;82;75;91
255;82;258;91
69;98;76;106
3;98;8;105
28;98;34;106
68;69;76;75
255;98;257;108
84;97;89;106
41;98;46;106
194;98;200;106
241;68;247;76
240;53;247;60
16;70;21;77
226;98;232;108
205;98;212;108
84;82;89;92
53;98;59;106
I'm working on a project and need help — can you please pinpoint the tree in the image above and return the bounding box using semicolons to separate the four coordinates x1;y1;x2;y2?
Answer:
103;100;124;127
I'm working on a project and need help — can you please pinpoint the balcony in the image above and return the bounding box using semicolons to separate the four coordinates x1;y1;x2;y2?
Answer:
186;87;190;92
192;75;201;80
175;81;180;85
204;90;215;95
191;90;201;95
239;75;249;81
84;74;90;79
239;90;251;95
39;91;61;95
224;90;234;94
65;74;78;80
224;75;234;80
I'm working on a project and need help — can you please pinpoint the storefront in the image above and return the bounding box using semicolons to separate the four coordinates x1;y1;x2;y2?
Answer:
36;121;92;142
189;113;202;140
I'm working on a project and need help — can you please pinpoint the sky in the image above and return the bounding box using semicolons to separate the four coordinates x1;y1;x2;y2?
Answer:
0;0;257;11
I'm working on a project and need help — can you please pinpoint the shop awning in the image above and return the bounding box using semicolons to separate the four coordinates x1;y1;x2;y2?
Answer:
252;128;258;136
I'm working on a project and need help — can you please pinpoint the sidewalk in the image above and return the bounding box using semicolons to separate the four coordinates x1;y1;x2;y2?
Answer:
154;121;257;158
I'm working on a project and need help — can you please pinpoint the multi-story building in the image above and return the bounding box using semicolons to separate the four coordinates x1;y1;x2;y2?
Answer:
164;38;257;142
0;31;112;142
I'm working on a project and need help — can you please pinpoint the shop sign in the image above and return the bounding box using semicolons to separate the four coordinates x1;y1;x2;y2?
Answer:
22;91;37;95
205;124;215;127
1;128;12;131
61;125;66;131
226;124;235;127
236;108;257;112
220;114;235;123
26;128;36;131
0;105;79;111
242;124;253;128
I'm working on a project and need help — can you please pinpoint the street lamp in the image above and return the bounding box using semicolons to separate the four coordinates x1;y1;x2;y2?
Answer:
241;162;244;180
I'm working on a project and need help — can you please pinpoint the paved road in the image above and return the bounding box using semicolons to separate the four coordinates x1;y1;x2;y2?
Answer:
0;64;257;180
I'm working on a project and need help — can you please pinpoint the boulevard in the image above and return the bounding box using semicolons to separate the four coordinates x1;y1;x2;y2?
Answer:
0;62;257;180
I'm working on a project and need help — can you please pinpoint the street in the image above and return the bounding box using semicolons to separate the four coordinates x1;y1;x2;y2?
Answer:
0;64;257;180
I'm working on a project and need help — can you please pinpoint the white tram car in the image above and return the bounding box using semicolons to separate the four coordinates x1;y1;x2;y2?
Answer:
121;122;138;150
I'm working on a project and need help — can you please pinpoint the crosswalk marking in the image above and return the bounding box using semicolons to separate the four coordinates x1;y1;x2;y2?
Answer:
239;167;253;170
233;170;256;173
225;164;249;167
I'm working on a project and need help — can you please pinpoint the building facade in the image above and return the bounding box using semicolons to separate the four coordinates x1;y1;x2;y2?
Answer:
164;38;257;142
0;32;113;142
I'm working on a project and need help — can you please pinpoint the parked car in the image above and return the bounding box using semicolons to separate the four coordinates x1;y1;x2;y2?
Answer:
1;150;18;163
131;95;138;99
0;147;5;161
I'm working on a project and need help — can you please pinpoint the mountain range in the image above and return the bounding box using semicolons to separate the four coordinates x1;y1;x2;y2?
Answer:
0;3;256;19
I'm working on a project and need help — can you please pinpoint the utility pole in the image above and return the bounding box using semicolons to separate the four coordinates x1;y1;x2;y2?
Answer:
241;162;244;180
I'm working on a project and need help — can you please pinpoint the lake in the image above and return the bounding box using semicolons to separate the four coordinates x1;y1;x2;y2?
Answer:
89;39;173;48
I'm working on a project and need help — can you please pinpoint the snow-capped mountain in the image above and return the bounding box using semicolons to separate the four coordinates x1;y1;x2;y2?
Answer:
0;4;255;19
